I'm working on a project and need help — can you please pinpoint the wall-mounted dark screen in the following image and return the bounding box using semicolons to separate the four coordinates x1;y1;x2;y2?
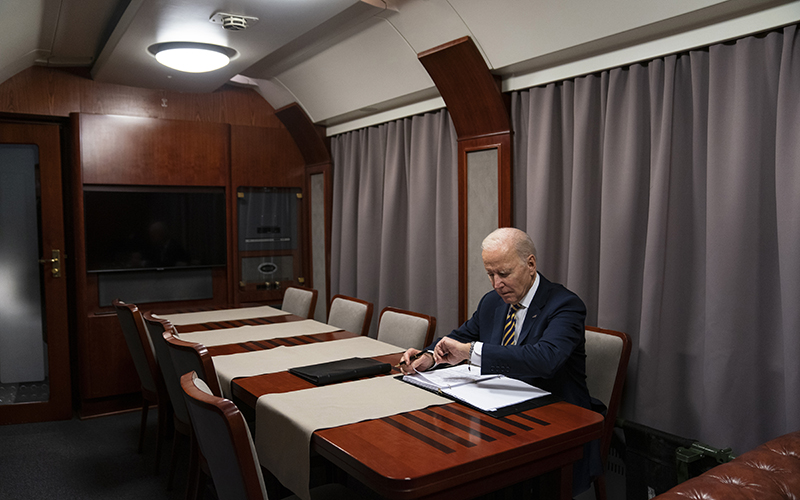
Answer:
84;186;227;273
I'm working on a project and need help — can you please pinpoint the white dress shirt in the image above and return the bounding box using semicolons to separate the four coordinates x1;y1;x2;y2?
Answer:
471;272;540;366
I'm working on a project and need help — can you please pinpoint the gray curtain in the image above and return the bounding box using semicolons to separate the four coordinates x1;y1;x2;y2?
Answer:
512;24;800;454
330;110;459;338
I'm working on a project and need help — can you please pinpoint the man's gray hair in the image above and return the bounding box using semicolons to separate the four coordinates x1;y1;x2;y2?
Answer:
481;227;537;263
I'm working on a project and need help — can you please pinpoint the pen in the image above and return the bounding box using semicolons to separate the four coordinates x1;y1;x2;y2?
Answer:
395;350;428;368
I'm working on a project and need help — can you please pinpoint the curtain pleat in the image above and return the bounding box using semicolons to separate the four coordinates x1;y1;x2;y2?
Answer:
512;24;800;454
776;25;800;433
330;110;458;338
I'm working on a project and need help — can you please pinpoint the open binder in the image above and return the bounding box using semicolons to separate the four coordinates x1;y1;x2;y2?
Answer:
401;364;559;417
289;357;392;386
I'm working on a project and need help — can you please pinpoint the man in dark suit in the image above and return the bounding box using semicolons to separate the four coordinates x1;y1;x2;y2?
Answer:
399;227;600;495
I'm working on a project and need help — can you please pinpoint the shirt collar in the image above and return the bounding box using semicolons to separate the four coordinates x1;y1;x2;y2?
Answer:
518;272;539;310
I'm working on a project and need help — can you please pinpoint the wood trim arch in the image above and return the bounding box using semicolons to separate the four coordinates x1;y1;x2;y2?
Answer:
418;36;511;140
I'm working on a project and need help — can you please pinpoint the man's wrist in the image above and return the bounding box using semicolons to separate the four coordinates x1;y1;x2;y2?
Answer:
421;350;435;368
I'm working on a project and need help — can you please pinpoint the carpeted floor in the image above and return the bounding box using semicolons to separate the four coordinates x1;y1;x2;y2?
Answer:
0;409;189;500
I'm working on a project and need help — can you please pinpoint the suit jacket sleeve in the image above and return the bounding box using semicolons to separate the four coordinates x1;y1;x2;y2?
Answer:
434;276;586;384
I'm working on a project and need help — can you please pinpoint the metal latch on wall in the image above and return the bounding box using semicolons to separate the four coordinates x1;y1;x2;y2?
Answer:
39;249;62;278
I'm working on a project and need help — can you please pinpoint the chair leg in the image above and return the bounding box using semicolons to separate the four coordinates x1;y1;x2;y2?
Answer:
154;402;169;474
185;435;201;500
168;429;183;491
138;399;149;453
196;471;207;500
594;474;608;500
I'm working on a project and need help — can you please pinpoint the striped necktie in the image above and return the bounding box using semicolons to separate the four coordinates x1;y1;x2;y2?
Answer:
502;303;522;346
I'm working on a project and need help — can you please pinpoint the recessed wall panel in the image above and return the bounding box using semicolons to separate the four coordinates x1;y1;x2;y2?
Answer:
466;148;498;313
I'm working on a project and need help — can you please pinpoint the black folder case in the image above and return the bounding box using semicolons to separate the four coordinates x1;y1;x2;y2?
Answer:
289;357;392;386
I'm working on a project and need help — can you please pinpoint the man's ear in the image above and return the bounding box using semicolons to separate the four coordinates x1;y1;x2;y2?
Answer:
528;254;537;275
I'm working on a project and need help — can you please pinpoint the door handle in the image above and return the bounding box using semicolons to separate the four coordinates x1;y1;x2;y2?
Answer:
38;249;62;278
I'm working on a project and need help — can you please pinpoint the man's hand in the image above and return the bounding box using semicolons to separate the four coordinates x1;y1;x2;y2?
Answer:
433;337;471;365
398;348;435;375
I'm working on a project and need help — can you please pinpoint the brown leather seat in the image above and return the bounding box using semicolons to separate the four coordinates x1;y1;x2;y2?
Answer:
653;430;800;500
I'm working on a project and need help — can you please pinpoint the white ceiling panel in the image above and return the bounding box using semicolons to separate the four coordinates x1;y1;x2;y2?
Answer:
448;0;733;69
377;0;473;54
92;0;378;93
0;0;57;84
48;0;123;64
273;17;435;123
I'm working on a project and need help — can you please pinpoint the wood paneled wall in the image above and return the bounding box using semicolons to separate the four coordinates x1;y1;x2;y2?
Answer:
79;114;230;185
0;65;309;416
0;66;283;127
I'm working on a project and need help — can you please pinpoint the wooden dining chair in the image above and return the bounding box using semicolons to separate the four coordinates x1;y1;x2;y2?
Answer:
163;329;222;397
162;328;222;498
584;326;632;500
376;306;436;350
112;299;169;472
142;312;197;494
281;286;318;319
327;294;373;336
180;371;365;500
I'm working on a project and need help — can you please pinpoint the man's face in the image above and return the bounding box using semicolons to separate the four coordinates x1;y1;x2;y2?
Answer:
482;245;537;304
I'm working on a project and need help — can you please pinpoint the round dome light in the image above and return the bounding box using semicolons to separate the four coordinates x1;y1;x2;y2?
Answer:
148;42;236;73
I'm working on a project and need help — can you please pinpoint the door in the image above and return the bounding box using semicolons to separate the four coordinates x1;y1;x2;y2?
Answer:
0;122;71;424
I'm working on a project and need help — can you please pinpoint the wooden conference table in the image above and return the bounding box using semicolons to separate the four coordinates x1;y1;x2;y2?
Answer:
165;306;604;500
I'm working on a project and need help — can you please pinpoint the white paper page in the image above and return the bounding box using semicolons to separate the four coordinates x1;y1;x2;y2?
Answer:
405;364;500;390
444;376;550;412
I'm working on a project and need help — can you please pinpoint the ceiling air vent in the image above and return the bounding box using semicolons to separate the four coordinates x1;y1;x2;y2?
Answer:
210;12;259;31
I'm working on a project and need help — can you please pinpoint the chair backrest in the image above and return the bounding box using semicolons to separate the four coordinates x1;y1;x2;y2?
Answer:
163;329;222;397
282;286;318;319
142;312;190;426
181;371;267;500
327;294;373;336
376;307;436;350
584;326;631;463
112;299;159;394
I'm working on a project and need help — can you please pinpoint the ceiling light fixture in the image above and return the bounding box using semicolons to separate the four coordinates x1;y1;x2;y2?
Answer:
148;42;237;73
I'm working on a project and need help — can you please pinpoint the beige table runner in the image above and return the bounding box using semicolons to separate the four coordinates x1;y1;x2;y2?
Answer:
154;305;289;325
255;376;450;500
212;336;404;398
175;319;342;347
